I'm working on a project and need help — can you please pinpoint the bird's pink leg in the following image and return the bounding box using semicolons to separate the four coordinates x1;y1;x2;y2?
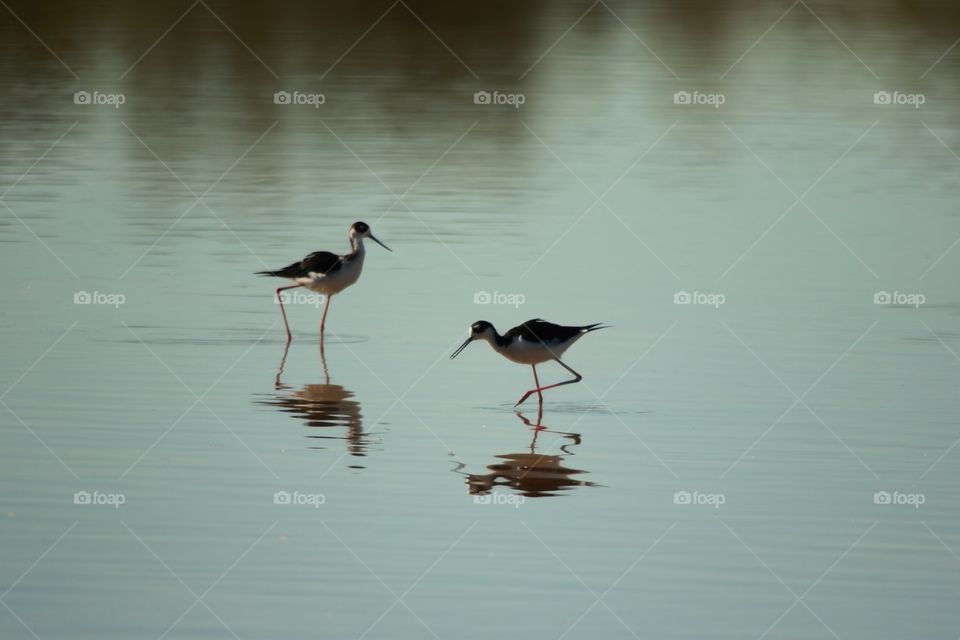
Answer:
515;359;583;407
274;339;291;389
319;295;332;338
531;364;544;407
319;329;327;367
532;365;544;424
318;333;330;384
275;284;303;342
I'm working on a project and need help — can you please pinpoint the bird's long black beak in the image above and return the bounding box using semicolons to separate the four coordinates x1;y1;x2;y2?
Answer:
369;234;391;251
450;337;472;359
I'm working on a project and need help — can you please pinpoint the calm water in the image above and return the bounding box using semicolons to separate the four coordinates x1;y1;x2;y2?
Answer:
2;1;960;638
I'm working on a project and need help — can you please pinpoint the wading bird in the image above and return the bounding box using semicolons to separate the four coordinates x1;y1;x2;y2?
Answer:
450;319;607;406
256;221;390;342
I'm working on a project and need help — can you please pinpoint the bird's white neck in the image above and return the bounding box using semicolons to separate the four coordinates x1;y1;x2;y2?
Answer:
349;236;366;259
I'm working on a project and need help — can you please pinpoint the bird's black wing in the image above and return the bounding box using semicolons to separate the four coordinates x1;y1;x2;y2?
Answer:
300;251;343;275
505;319;581;345
255;251;342;278
506;319;607;345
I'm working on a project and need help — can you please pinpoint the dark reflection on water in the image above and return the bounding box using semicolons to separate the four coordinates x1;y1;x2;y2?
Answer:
5;0;960;80
255;342;377;466
459;412;598;498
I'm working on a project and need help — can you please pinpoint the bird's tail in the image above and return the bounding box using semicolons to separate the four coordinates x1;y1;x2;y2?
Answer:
254;262;300;278
581;323;610;333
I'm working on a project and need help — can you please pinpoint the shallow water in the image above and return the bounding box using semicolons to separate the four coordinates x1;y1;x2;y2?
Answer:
2;1;960;638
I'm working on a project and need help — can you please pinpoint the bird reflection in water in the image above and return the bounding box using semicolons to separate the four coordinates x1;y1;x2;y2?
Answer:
461;412;597;498
257;341;376;467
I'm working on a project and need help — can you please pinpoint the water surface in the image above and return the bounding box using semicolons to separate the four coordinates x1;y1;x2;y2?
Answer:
2;1;960;638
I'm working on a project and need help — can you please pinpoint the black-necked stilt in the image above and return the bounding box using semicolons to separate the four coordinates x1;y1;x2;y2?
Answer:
256;221;390;342
450;319;607;406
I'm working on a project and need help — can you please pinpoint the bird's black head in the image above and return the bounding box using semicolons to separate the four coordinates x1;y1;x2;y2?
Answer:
470;321;494;335
349;221;391;251
451;321;495;359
